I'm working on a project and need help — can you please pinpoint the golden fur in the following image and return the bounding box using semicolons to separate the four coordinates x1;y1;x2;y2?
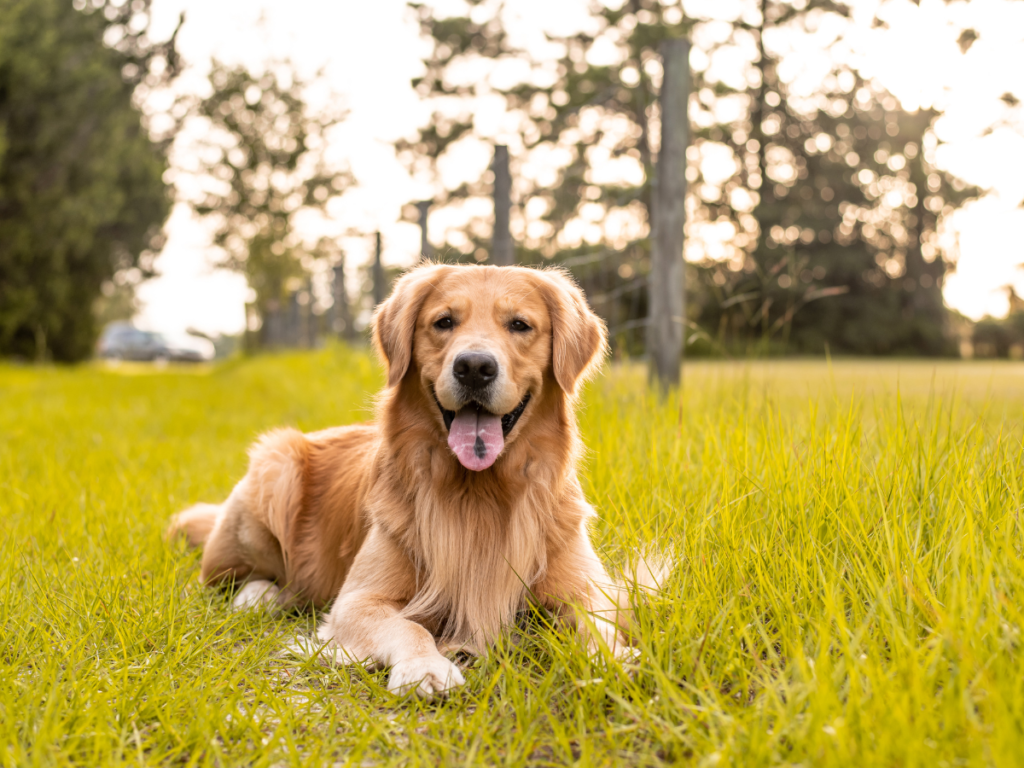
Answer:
169;263;637;697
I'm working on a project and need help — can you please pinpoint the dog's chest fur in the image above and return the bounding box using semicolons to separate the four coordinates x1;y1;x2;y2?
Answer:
373;448;571;650
370;381;584;650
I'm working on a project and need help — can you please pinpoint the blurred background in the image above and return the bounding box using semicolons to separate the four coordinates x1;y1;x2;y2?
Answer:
1;0;1022;364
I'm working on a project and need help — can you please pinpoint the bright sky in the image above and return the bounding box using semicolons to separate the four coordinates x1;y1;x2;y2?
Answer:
137;0;1024;336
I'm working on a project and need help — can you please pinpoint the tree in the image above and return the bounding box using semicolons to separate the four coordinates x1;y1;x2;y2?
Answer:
687;1;977;355
401;0;979;355
0;0;180;361
972;286;1024;358
185;61;353;344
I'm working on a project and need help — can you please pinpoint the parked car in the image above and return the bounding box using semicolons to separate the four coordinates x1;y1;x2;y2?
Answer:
97;323;215;362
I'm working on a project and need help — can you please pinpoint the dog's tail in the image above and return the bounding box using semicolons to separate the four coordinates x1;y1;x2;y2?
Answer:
166;503;221;547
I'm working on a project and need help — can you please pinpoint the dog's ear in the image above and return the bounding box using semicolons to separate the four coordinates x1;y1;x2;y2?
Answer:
373;264;447;388
540;269;608;396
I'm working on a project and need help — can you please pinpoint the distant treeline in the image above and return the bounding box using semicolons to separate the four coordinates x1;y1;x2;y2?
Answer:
1;0;1020;362
400;0;1017;358
0;0;179;362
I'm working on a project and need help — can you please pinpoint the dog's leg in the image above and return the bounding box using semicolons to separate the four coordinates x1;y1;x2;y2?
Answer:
571;582;638;664
537;534;634;662
316;527;465;699
199;478;288;589
325;590;465;697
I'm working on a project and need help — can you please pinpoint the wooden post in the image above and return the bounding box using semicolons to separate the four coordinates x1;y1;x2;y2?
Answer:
287;290;301;348
332;260;355;341
648;38;690;390
416;201;432;262
304;277;316;348
267;299;284;348
492;144;513;266
372;231;386;306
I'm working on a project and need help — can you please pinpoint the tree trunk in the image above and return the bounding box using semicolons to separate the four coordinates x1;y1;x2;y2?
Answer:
333;261;355;341
648;38;690;391
751;0;773;259
492;145;513;266
372;231;386;306
416;201;432;262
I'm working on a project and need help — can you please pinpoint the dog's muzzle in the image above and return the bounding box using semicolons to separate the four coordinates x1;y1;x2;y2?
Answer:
435;393;531;438
434;392;532;471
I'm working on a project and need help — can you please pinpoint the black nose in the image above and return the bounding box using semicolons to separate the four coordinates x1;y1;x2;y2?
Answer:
453;352;499;390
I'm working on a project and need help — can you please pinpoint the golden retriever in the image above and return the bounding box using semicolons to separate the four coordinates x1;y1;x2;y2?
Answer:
169;263;642;698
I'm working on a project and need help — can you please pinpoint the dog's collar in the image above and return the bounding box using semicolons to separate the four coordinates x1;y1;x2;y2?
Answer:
434;392;532;438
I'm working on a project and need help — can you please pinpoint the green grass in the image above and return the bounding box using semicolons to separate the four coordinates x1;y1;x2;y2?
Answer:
2;349;1024;766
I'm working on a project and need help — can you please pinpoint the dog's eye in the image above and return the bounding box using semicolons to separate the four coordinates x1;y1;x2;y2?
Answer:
509;319;531;333
434;316;453;330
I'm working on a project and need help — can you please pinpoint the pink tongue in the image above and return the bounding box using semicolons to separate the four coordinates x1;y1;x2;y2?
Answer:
447;406;505;471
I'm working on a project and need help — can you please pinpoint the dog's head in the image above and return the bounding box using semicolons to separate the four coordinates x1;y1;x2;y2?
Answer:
373;263;607;471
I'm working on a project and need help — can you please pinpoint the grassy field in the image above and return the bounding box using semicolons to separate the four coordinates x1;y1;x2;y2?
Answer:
2;348;1024;766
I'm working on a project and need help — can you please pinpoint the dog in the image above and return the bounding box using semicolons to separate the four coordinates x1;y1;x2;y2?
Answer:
169;263;647;698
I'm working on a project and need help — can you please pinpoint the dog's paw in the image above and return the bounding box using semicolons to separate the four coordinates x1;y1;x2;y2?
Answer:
232;580;280;611
388;654;465;699
614;645;642;664
587;638;642;676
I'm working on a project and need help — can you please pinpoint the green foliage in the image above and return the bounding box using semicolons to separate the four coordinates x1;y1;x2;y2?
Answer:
92;275;141;329
402;0;980;355
188;63;353;337
687;2;977;356
0;0;177;362
972;294;1024;358
3;351;1024;764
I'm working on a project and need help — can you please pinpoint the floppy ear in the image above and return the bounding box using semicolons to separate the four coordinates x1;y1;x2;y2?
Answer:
372;264;448;388
540;269;608;396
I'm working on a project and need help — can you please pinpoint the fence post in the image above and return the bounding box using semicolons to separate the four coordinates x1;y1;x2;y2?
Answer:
372;231;386;307
492;144;513;266
262;300;279;348
332;260;355;341
648;38;690;391
416;201;432;262
304;277;316;348
286;290;300;347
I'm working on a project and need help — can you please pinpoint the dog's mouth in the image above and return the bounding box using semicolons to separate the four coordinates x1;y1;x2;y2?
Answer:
434;393;531;472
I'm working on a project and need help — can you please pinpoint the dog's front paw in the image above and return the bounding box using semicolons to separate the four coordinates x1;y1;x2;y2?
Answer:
388;654;465;699
586;636;641;675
